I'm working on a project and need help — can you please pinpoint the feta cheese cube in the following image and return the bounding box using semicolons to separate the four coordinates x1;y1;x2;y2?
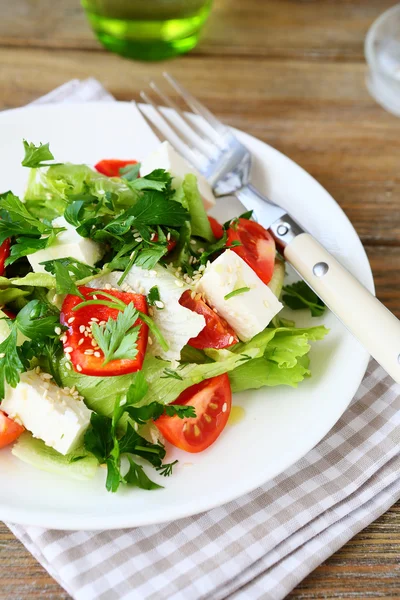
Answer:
88;265;206;362
28;216;103;273
140;141;215;211
196;250;283;341
1;370;92;455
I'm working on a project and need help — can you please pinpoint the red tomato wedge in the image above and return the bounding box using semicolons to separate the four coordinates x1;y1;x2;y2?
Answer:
154;374;231;453
208;216;224;239
227;218;276;285
179;290;238;349
1;308;15;319
0;238;11;276
0;411;24;449
94;159;138;177
60;287;148;377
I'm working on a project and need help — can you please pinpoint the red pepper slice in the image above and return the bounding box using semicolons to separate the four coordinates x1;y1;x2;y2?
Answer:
60;287;148;377
94;159;138;177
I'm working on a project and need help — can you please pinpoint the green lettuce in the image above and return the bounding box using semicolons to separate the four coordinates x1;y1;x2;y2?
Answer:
59;325;327;417
12;432;98;480
181;174;215;242
24;163;137;220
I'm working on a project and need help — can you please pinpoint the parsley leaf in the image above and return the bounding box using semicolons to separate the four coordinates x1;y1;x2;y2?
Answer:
147;286;161;307
119;191;189;227
135;246;167;270
16;300;60;340
6;229;60;266
118;422;165;467
91;302;140;364
84;413;114;463
124;457;163;490
120;162;141;181
0;327;25;400
0;192;50;235
64;200;85;227
282;281;326;317
21;140;55;168
42;258;96;299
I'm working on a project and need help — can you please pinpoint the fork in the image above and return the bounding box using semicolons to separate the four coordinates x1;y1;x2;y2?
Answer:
137;73;400;384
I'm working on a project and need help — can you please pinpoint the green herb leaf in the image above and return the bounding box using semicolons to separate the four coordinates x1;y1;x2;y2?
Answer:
122;191;189;227
124;456;163;490
84;413;114;463
0;192;50;235
161;367;183;381
21;140;55;168
118;422;166;467
156;460;178;477
91;302;140;365
0;327;25;400
224;287;251;300
16;300;60;340
282;281;326;317
147;286;161;307
120;162;141;181
64;200;85;226
135;246;167;270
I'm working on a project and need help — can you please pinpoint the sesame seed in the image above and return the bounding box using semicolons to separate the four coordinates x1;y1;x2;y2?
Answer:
67;317;75;324
148;337;153;345
150;233;156;241
54;326;61;335
0;353;5;359
41;372;53;380
84;349;94;355
191;290;196;299
99;320;106;326
174;280;184;288
91;339;97;347
136;237;142;243
154;300;164;309
79;325;85;334
167;232;171;241
228;336;235;344
66;362;72;371
76;365;82;372
133;231;140;238
78;338;84;346
60;334;68;343
190;240;196;245
104;283;112;290
263;300;270;308
91;317;99;322
222;402;228;413
94;351;101;358
198;247;205;253
92;295;98;300
65;353;71;361
64;346;73;353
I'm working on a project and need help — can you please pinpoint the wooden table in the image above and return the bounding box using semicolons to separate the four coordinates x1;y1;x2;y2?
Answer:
1;1;400;597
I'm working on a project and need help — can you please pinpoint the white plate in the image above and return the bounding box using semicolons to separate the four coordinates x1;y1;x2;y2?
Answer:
0;102;373;530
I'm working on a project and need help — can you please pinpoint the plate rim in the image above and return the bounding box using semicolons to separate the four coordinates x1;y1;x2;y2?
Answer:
0;101;372;529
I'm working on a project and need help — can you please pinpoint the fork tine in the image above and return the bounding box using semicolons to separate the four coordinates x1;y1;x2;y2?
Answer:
163;72;229;136
140;90;209;165
134;101;169;145
149;80;221;151
138;93;205;172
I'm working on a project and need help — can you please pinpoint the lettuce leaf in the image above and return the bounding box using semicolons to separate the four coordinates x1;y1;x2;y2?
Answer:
12;432;98;480
181;174;215;242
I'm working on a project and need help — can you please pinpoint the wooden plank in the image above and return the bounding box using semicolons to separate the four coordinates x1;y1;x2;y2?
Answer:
2;498;400;599
0;49;399;245
0;0;396;60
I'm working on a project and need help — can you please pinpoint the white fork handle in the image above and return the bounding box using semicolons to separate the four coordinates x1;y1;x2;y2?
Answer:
281;232;400;384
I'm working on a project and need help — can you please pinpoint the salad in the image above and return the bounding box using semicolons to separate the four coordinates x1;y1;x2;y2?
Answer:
0;139;328;493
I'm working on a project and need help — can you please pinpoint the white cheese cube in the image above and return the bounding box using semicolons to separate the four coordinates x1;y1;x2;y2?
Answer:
1;370;92;455
88;265;206;362
28;216;103;274
196;250;283;341
140;141;215;211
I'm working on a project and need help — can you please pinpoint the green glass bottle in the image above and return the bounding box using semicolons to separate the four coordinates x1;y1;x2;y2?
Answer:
81;0;213;61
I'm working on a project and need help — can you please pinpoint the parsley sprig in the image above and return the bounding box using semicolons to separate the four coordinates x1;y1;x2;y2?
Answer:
84;371;194;492
282;281;326;317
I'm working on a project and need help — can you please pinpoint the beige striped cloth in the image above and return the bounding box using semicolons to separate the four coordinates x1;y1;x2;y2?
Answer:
5;80;400;600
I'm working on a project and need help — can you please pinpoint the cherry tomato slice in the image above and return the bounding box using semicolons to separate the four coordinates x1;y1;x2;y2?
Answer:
179;290;238;349
227;218;276;285
154;374;231;453
94;159;138;177
208;216;224;239
0;411;24;449
0;238;11;277
61;286;148;377
1;308;15;319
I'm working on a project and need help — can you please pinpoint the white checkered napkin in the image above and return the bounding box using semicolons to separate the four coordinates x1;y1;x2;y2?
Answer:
5;80;400;600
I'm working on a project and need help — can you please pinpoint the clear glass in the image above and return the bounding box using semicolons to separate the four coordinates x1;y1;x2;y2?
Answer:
365;3;400;116
81;0;213;61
